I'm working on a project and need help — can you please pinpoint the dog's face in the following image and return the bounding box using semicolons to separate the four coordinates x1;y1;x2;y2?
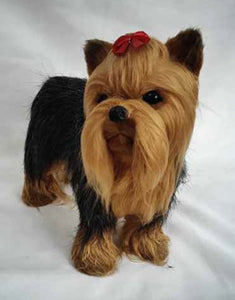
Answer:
81;29;203;217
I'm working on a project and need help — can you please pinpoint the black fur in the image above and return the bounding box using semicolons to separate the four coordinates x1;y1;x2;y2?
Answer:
75;183;116;246
24;76;86;181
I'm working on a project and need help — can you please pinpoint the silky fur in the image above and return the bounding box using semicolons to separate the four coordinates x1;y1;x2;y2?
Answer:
82;37;199;223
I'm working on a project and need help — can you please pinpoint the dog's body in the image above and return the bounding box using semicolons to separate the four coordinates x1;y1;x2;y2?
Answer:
23;76;86;206
22;29;203;276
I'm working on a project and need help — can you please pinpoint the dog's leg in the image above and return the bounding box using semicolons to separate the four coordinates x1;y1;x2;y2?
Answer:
22;162;70;207
120;215;169;265
71;187;120;276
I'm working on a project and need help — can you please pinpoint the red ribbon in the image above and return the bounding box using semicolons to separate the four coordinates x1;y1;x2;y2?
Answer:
112;31;150;55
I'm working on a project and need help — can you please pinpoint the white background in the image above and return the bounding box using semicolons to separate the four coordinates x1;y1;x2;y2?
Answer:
0;0;235;299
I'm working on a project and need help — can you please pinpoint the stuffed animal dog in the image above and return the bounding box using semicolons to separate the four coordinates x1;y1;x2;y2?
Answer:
22;29;203;276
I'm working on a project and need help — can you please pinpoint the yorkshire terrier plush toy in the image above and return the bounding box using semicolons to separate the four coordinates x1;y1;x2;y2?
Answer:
22;29;203;276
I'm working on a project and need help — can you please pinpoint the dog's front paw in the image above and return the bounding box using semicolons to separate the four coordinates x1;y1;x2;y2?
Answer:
71;229;121;276
121;219;169;265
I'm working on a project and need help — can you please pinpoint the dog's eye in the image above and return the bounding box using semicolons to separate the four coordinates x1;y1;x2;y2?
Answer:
142;90;163;105
97;93;108;103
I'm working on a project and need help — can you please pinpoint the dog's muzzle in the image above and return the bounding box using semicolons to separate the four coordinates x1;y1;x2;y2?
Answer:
109;106;128;122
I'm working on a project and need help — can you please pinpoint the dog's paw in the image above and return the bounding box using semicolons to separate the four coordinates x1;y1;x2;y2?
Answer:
121;221;169;265
22;188;54;207
71;229;121;276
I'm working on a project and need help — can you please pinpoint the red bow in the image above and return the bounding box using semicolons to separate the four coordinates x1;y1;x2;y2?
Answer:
112;31;150;55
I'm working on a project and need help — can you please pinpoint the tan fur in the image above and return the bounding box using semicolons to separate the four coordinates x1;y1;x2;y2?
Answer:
81;38;198;223
120;215;169;265
71;228;121;276
22;162;70;207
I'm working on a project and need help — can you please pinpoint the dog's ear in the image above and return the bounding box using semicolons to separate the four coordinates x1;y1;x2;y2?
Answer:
166;28;203;76
84;39;112;76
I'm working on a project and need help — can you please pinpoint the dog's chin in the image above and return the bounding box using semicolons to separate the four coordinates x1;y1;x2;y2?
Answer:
103;119;135;155
105;132;134;178
107;133;133;153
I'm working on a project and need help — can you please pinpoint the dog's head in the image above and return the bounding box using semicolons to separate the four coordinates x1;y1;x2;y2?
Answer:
81;29;203;212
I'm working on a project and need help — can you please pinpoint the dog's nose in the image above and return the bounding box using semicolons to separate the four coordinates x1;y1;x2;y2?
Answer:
109;106;128;122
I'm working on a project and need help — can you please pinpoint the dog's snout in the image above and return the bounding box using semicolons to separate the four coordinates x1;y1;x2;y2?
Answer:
109;106;128;122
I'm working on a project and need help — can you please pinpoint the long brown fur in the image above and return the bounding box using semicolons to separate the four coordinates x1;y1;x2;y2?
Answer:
82;37;199;223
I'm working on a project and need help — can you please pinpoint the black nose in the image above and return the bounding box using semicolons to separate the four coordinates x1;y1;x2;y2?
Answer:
109;106;128;122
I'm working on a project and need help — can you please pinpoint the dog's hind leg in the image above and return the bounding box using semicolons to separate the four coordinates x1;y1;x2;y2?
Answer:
22;162;71;207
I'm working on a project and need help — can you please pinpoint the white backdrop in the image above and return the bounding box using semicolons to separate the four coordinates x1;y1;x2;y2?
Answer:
0;0;235;299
